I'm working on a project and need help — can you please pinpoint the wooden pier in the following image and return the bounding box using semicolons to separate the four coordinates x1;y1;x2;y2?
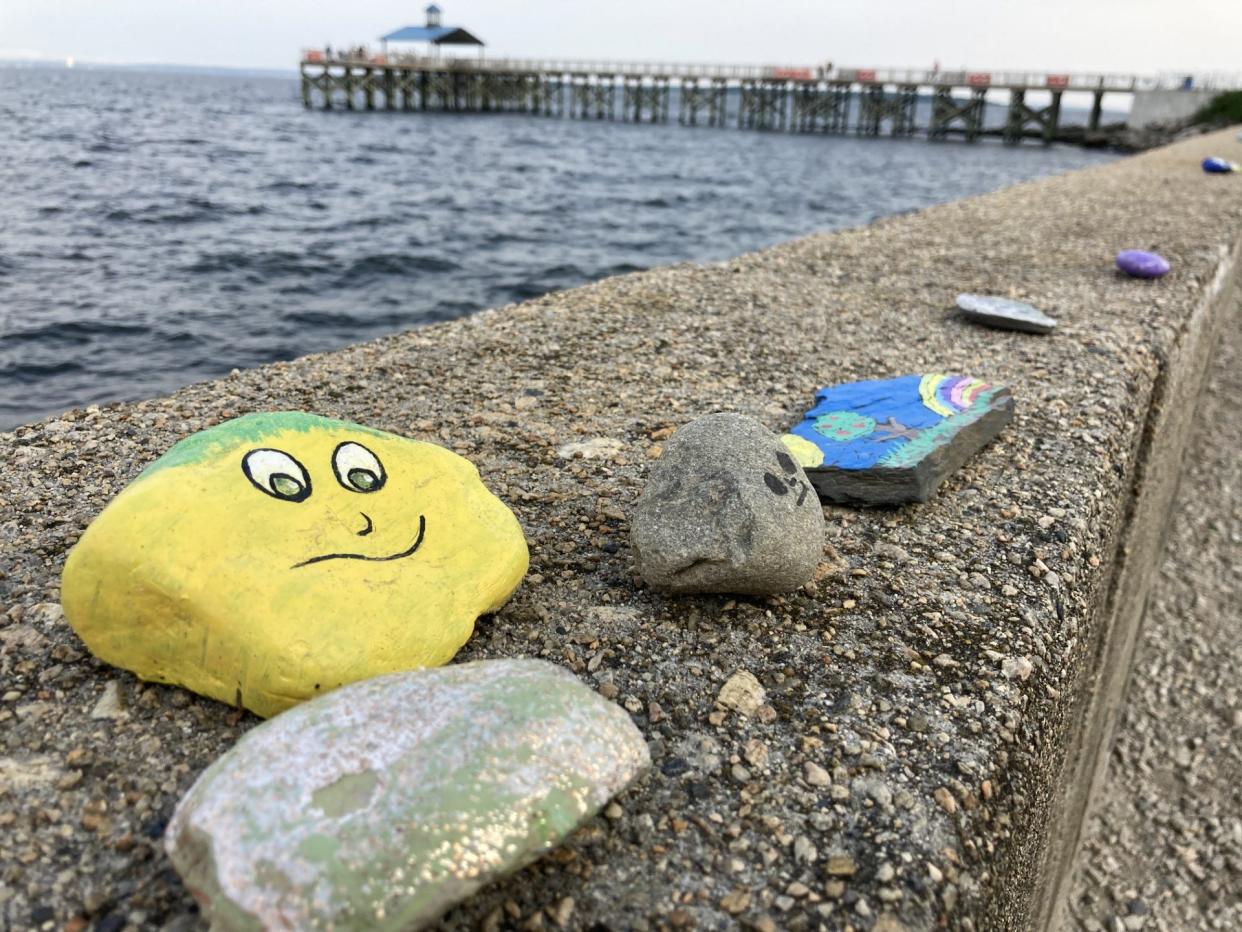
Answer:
297;55;1198;144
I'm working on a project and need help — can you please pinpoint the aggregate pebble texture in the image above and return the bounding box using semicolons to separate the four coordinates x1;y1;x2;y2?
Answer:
1064;282;1242;931
3;128;1242;932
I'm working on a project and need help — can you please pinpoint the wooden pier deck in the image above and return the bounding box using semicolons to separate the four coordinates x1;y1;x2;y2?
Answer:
298;55;1229;144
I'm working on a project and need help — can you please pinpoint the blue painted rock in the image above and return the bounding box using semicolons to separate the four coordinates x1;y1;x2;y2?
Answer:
165;659;650;931
781;375;1014;505
631;413;825;594
955;293;1057;334
1202;157;1238;173
1115;250;1170;279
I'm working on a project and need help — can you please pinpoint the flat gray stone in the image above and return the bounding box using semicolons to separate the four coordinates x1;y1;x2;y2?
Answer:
164;660;649;931
956;293;1058;334
630;413;825;594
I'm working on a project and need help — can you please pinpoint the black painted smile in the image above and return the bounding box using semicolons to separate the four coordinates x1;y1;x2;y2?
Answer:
292;515;426;569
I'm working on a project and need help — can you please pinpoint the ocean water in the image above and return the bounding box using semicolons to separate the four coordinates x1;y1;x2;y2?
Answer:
0;66;1117;430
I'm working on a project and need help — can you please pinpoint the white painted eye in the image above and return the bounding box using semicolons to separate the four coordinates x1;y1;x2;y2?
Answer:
242;449;312;502
333;442;386;493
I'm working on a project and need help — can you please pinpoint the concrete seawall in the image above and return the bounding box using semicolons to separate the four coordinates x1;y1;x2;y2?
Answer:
1128;88;1215;127
3;129;1242;930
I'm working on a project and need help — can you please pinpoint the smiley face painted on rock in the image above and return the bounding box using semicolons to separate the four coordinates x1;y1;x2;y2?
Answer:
61;412;529;718
240;441;426;568
763;448;812;506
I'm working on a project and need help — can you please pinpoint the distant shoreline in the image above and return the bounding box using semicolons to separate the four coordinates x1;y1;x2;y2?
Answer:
0;59;297;79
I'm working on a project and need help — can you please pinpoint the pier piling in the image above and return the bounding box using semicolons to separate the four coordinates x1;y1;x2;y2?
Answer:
929;87;987;141
680;78;726;127
1004;89;1063;145
1089;90;1105;131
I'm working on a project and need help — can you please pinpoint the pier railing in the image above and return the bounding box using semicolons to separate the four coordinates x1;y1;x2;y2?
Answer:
834;67;1145;92
393;56;798;79
309;52;813;80
301;51;1242;94
1151;70;1242;91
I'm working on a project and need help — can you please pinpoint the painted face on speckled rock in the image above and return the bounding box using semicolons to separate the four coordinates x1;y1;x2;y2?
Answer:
61;412;529;718
763;448;812;507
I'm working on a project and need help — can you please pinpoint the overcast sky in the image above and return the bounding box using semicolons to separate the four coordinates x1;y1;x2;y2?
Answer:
3;0;1241;77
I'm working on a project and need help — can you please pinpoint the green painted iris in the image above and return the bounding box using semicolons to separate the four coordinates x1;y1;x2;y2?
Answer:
272;475;304;498
348;469;377;491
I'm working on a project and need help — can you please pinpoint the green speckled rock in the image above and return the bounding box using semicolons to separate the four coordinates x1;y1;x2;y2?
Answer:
164;660;650;931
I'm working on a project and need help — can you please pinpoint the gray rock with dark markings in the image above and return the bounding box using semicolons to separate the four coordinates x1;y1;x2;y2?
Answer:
630;414;824;594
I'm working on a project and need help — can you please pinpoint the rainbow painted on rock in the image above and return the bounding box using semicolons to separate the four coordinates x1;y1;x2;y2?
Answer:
918;373;992;418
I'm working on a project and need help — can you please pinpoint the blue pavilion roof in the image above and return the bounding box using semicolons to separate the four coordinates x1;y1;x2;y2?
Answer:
381;25;483;45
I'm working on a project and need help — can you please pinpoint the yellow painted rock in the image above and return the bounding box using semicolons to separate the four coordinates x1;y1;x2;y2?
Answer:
62;412;529;718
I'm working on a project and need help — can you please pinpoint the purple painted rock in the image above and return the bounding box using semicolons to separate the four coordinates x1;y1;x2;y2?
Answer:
781;375;1014;505
165;659;650;931
1202;157;1237;174
956;293;1057;334
1115;250;1170;279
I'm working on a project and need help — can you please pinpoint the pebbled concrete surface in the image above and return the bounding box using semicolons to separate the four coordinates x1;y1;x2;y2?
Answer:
3;129;1242;932
1064;274;1242;931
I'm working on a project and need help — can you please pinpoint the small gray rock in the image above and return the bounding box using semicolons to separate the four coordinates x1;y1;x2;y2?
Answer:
956;293;1057;334
164;659;649;931
630;413;825;594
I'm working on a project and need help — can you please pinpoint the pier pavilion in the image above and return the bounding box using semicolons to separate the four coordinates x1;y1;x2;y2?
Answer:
379;5;484;61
